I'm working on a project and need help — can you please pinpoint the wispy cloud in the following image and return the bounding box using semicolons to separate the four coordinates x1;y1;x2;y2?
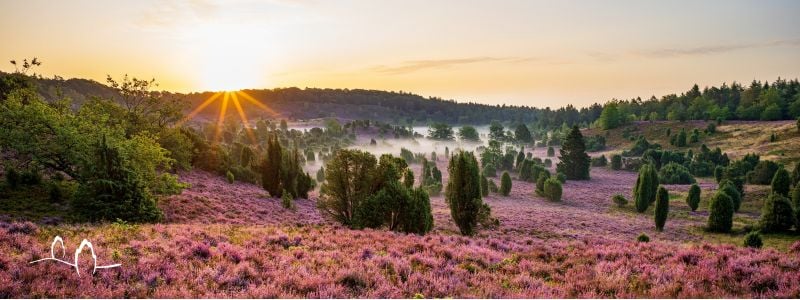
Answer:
370;56;548;75
137;0;219;27
637;38;800;58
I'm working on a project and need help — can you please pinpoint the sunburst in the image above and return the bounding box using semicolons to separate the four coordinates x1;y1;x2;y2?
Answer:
176;90;277;144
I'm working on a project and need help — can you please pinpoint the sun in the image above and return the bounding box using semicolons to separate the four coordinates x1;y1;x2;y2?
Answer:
200;62;262;92
176;90;278;144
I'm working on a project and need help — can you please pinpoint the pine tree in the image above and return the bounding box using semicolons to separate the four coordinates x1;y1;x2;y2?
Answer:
719;180;742;212
686;184;701;211
445;151;484;236
514;124;533;144
316;166;325;182
771;167;791;197
500;171;512;196
654;186;669;231
634;164;659;213
707;192;734;233
480;174;489;197
556;126;591;180
401;188;434;235
515;148;525;170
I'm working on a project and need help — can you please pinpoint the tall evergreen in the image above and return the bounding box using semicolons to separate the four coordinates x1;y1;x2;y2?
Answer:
261;135;282;197
654;186;669;231
445;151;485;236
760;192;795;233
514;124;533;144
634;164;659;213
500;171;512;196
556;125;591;180
719;180;742;212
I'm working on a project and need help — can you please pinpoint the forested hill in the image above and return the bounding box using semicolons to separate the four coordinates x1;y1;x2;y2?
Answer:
4;71;799;127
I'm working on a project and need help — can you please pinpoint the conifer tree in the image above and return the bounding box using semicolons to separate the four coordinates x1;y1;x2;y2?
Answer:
556;126;590;180
707;192;734;233
634;164;659;213
654;186;669;231
771;167;791;197
500;171;512;196
759;192;795;233
261;135;282;197
445;151;484;236
686;184;701;211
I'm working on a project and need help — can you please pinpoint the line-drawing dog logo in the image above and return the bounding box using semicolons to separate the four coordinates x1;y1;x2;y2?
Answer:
29;236;121;276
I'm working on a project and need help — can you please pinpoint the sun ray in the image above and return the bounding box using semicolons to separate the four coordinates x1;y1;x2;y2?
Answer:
214;92;230;144
236;91;279;117
230;92;258;144
175;92;222;127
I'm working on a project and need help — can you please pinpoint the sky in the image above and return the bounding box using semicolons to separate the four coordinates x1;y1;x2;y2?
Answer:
1;0;799;108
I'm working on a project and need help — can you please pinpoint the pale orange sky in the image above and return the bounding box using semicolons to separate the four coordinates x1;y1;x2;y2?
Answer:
1;0;799;107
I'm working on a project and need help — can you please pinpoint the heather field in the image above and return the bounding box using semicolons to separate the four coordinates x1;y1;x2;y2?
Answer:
4;137;800;298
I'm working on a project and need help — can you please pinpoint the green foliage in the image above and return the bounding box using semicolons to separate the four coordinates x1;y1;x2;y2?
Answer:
226;170;235;184
5;166;19;189
428;122;454;140
295;172;315;199
747;160;780;185
403;170;415;189
402;188;434;235
488;121;505;142
515;149;525;170
634;164;659;213
488;179;499;193
316;166;325;183
483;163;497;177
599;102;623;130
499;171;512;196
707;192;733;233
654;186;669;231
556;172;566;183
514;124;533;144
706;122;716;134
556;126;590;180
543;178;562;202
445;151;485;235
48;182;63;203
610;154;622;170
281;189;294;210
158;128;195;171
637;233;650;243
719;180;742;212
791;163;800;187
759;192;795;233
458;126;480;142
480;175;489;197
658;162;695;184
771;167;791;197
546;146;555;157
591;155;607;167
686;184;701;211
72;136;162;223
261;135;283;197
535;173;548;194
318;149;378;226
743;231;763;248
672;129;687;147
612;194;628;207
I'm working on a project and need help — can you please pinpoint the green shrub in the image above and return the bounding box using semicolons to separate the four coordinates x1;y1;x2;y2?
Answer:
488;180;498;193
518;160;534;181
445;151;485;236
226;170;235;184
480;175;489;197
281;189;294;210
543;178;562;202
658;162;695;184
19;169;41;185
792;163;800;186
637;233;650;243
556;126;591;180
743;231;763;248
316;166;325;183
706;122;716;134
707;192;733;233
48;182;63;203
612;194;628;207
544;159;552;168
610;154;622;170
4;166;19;189
686;184;701;211
483;163;497;177
654;186;669;231
714;165;724;182
634;164;659;213
402;188;434;235
759;192;795;233
719;180;742;212
403;170;415;189
535;173;548;194
771;167;791;197
499;172;512;196
591;155;607;167
547;146;555;157
746;160;780;185
556;172;567;183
